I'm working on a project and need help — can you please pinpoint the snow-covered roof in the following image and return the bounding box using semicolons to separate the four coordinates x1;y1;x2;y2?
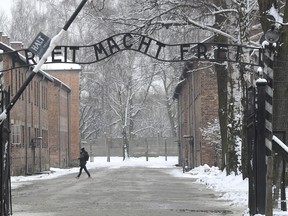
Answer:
52;76;71;92
0;42;53;82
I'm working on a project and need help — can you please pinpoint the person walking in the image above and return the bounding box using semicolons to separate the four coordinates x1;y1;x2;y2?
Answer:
76;147;91;179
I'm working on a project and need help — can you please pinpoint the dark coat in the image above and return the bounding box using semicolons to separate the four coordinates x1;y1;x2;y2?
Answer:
79;151;87;167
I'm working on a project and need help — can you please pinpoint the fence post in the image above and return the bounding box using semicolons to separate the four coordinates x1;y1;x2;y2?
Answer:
146;138;149;161
165;139;167;161
106;136;110;162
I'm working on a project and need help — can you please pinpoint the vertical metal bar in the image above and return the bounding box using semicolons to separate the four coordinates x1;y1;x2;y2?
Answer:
247;86;256;215
256;80;267;214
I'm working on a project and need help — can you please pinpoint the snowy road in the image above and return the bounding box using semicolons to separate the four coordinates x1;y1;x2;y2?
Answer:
12;167;244;216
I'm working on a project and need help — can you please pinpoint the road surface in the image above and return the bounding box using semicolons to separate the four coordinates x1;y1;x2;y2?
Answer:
12;167;245;216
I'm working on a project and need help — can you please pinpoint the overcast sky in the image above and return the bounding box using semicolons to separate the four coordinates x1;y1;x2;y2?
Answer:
0;0;12;17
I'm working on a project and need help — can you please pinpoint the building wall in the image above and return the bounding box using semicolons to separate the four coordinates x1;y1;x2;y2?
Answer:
45;69;80;166
176;62;219;168
1;45;51;175
47;82;70;168
199;67;219;166
0;35;81;175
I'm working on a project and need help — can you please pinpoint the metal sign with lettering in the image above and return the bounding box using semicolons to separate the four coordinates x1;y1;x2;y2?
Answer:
28;32;51;58
1;33;263;72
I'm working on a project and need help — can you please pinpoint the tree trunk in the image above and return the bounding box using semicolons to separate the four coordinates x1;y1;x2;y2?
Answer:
214;0;228;171
240;65;249;179
122;126;129;160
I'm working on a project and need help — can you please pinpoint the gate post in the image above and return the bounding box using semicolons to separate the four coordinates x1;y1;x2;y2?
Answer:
262;25;279;215
0;90;11;216
255;78;267;214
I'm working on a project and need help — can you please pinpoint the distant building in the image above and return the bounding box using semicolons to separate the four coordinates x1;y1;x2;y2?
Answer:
0;33;81;175
42;59;81;168
173;61;219;169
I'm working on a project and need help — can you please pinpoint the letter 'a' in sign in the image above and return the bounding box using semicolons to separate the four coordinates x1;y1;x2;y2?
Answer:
28;32;51;58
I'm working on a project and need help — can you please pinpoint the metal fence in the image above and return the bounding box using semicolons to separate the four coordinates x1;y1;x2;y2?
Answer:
81;137;179;159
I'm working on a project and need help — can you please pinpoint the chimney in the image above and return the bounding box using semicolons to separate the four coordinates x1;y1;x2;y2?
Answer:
1;35;10;46
10;41;25;56
10;41;23;51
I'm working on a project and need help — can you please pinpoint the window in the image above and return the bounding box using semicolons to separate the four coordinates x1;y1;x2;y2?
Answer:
11;125;21;146
21;125;25;147
42;129;48;148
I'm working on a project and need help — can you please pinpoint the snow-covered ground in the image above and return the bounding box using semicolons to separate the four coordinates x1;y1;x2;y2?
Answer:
11;156;288;216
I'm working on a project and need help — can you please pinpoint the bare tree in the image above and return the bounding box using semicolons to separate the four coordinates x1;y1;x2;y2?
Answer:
0;11;10;34
100;0;259;174
6;0;265;173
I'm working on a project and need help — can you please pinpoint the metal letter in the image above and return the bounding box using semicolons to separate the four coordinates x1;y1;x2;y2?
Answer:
180;44;190;60
138;36;152;53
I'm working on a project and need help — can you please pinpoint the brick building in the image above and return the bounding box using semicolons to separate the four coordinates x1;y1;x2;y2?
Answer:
173;61;219;169
42;61;81;168
0;34;81;175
